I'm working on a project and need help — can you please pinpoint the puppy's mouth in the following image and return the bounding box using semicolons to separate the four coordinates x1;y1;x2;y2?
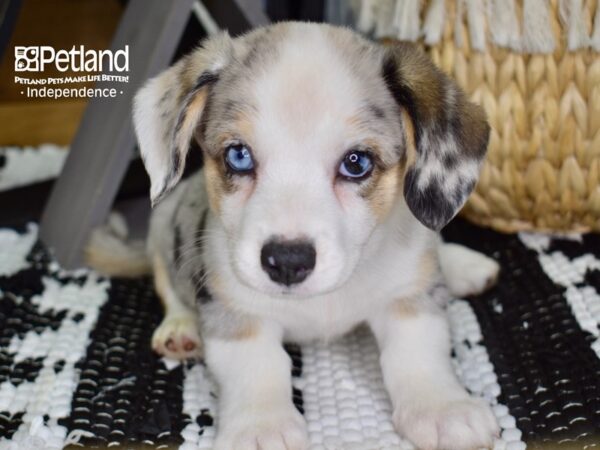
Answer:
263;268;357;299
234;266;322;299
231;257;354;300
252;279;338;300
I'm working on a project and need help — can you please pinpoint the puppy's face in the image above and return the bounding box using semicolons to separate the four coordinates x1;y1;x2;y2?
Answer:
134;23;490;298
199;27;405;296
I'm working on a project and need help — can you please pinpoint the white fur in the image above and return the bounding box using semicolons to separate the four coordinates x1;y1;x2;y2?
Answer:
206;194;434;342
206;323;309;450
439;243;500;297
151;254;201;359
369;312;499;449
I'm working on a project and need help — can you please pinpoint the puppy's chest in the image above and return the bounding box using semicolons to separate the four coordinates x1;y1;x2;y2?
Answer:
275;261;426;342
278;293;374;341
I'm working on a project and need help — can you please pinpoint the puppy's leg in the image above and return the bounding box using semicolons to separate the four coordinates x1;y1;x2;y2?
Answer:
151;254;201;359
369;305;499;450
206;322;308;450
438;243;500;297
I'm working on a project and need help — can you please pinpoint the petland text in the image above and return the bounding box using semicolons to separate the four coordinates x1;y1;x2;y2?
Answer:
15;45;129;73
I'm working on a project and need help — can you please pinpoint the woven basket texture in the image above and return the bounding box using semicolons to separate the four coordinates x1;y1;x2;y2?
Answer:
366;0;600;232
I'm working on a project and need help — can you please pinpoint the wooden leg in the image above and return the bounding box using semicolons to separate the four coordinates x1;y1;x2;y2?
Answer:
39;0;194;268
203;0;270;35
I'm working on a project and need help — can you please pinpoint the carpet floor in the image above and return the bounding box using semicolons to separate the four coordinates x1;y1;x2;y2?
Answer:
0;219;599;449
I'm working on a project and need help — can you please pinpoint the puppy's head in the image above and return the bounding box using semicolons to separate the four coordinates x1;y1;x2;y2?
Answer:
133;23;489;297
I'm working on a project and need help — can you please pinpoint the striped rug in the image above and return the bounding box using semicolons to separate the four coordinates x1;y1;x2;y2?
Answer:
0;219;599;449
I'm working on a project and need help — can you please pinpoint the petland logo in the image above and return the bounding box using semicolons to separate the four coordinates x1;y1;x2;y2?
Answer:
14;45;130;99
15;45;129;73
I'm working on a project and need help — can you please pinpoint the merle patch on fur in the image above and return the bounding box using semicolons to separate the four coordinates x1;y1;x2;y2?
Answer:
403;168;456;231
369;104;385;119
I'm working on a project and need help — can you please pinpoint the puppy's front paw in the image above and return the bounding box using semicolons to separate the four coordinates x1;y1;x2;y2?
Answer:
393;396;499;450
152;314;202;360
214;407;308;450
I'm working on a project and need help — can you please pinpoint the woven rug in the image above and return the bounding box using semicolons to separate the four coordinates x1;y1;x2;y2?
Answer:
0;219;599;449
0;145;66;192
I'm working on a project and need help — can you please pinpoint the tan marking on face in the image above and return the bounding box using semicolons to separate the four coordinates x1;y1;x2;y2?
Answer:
209;107;256;147
401;108;417;170
175;89;209;154
200;102;257;159
362;164;402;221
345;113;366;129
203;156;226;214
201;107;255;214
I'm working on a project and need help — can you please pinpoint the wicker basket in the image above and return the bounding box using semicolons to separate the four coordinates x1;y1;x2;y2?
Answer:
358;0;600;232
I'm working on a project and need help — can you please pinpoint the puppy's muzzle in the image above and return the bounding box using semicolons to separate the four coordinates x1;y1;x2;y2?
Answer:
260;239;316;286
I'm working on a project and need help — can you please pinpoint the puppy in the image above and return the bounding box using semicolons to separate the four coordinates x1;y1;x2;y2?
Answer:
108;22;502;450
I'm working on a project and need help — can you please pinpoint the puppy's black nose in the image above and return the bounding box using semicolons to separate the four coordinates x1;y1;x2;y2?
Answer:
261;239;316;286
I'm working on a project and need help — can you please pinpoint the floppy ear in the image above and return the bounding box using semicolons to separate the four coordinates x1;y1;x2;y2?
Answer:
133;32;233;205
382;42;490;231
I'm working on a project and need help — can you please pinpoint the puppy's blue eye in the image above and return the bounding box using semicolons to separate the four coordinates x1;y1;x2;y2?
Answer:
338;150;373;180
225;144;254;173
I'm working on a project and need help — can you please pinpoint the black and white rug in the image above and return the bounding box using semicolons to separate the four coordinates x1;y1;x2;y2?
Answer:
0;219;599;449
0;146;66;192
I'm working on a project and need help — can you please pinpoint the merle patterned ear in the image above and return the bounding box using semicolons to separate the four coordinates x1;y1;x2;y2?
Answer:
133;32;232;205
381;42;490;231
